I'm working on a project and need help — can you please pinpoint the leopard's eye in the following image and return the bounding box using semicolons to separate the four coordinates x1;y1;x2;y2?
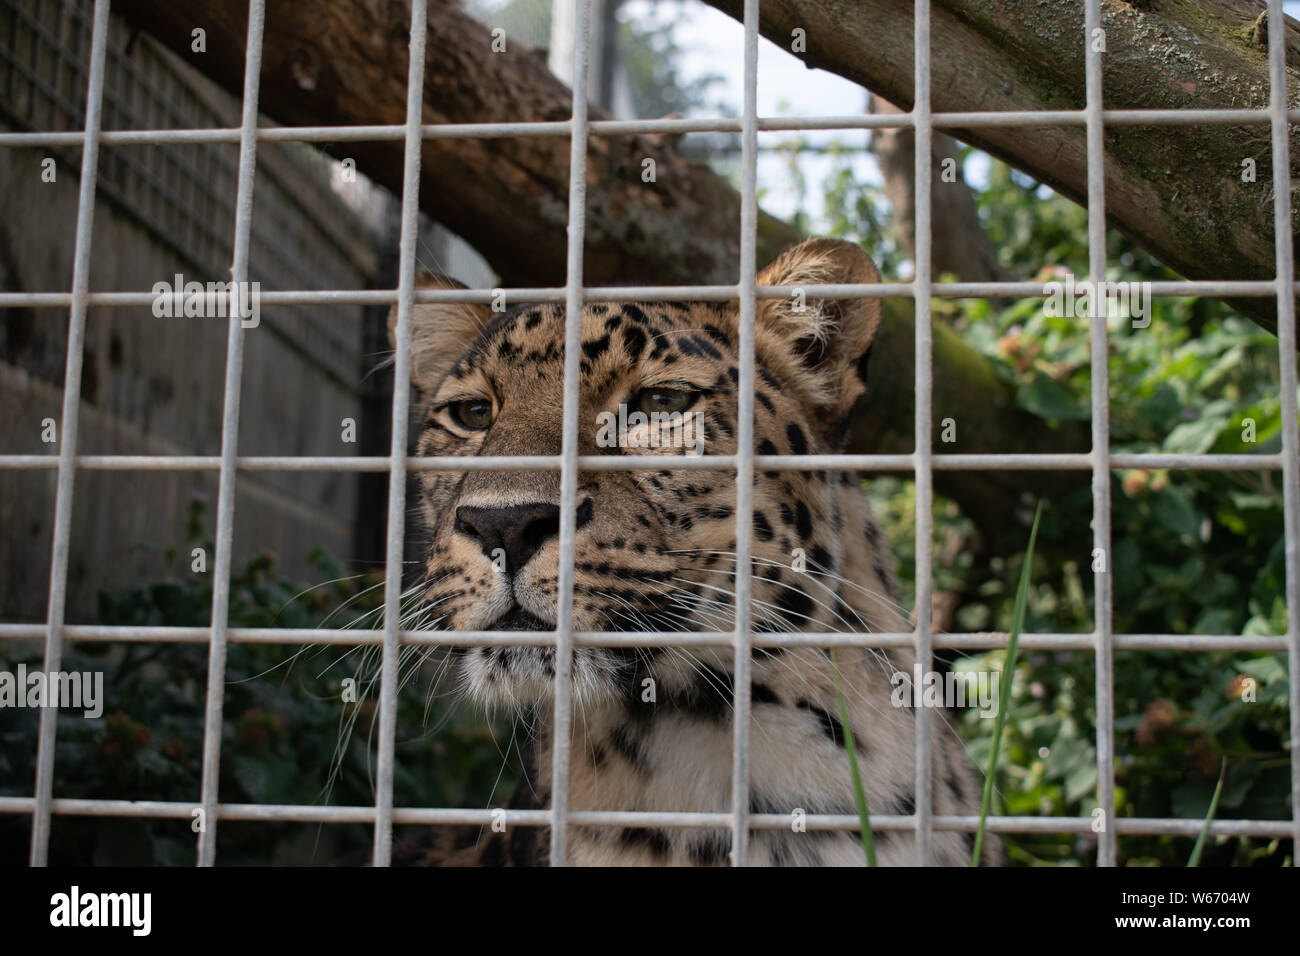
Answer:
635;388;694;416
449;398;493;430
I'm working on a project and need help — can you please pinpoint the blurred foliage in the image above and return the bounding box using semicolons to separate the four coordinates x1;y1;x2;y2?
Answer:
614;6;729;120
844;155;1293;866
0;499;513;866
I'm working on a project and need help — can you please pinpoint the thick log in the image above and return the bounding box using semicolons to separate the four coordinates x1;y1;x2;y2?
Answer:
707;0;1300;338
116;0;795;287
112;0;1088;542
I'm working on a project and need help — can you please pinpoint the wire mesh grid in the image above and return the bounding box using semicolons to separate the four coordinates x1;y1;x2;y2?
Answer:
0;0;376;386
0;0;1297;866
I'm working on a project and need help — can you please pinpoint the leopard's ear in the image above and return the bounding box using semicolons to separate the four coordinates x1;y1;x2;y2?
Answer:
754;238;883;428
388;275;493;394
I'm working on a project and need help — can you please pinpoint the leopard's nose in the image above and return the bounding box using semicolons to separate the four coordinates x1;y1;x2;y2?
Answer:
454;500;592;570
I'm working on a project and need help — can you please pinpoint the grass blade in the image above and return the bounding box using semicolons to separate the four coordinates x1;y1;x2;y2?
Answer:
830;649;876;866
1188;758;1227;867
972;501;1043;866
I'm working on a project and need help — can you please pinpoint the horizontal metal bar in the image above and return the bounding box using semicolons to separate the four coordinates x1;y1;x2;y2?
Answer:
0;622;1283;652
1109;453;1283;470
396;631;1288;653
0;797;1286;838
1;107;1289;150
943;108;1277;128
0;452;1282;473
0;279;1285;311
0;121;575;148
933;279;1280;299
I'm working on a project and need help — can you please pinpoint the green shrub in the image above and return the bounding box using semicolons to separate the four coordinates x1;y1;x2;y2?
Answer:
857;157;1292;866
0;505;511;866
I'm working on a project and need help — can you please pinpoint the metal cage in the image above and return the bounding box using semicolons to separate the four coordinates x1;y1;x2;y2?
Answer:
1;0;1297;866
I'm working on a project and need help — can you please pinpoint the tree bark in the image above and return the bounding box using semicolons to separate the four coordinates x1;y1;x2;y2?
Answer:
117;0;795;288
113;0;1088;544
706;0;1300;339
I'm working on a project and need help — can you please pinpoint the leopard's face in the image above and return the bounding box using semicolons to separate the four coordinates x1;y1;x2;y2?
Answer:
396;239;884;710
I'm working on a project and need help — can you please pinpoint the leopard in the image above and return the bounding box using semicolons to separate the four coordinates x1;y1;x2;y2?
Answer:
384;237;997;866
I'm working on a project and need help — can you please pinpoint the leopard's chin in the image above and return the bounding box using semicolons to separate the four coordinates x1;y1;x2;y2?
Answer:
460;604;629;710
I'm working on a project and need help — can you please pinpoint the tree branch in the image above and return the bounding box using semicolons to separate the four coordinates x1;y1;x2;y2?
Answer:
706;0;1300;340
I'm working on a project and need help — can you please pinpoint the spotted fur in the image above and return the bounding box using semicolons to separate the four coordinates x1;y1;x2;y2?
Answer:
388;239;997;866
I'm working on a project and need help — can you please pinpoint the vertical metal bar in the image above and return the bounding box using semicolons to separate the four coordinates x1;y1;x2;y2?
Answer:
1084;0;1116;867
911;0;935;866
28;0;110;867
372;0;429;867
548;0;591;867
728;0;759;867
1266;0;1300;853
196;0;266;868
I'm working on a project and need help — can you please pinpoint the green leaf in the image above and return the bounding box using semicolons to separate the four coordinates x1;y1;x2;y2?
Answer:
973;501;1043;866
1191;608;1235;635
1042;735;1091;777
1163;401;1234;454
1150;489;1199;540
1016;374;1089;421
1268;596;1288;635
1064;762;1098;804
1236;655;1286;686
1188;759;1227;867
1218;762;1259;810
1135;383;1182;432
830;650;875;866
